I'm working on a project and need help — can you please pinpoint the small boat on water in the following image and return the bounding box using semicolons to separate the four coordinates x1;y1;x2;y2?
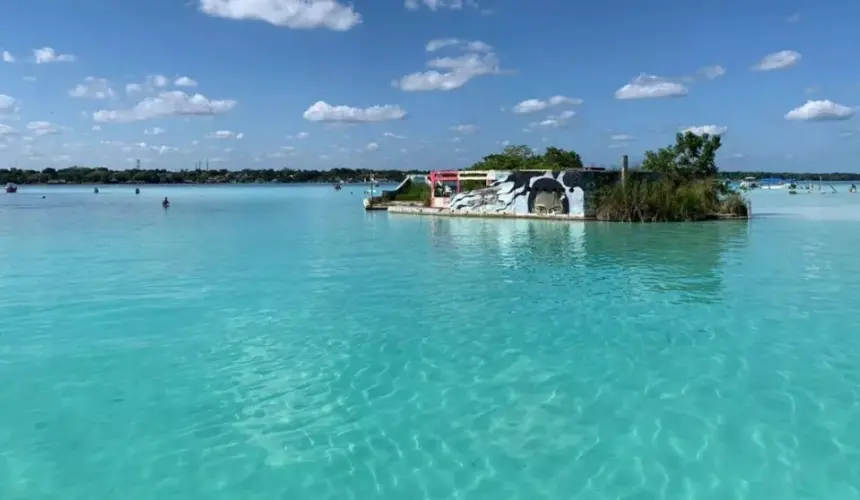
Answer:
334;181;343;191
760;178;795;190
739;177;758;189
5;183;17;193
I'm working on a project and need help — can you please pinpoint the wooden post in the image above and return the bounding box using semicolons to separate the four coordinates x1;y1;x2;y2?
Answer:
621;155;629;184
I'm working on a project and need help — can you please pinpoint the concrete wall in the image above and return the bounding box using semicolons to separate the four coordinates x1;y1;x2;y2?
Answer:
447;170;620;218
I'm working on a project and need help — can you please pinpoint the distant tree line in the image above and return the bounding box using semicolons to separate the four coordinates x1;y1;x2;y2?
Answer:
0;167;423;185
1;160;858;186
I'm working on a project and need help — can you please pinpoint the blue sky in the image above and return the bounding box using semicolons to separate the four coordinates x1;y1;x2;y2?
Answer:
0;0;858;172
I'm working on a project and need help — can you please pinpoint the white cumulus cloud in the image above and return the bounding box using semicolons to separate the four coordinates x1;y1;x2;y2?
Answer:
615;74;688;99
366;142;379;151
753;50;801;71
302;101;407;122
92;91;237;123
526;110;575;130
174;76;198;87
68;77;115;99
511;95;582;114
33;47;76;63
208;130;244;139
2;51;14;63
682;125;728;136
26;121;62;136
0;94;17;113
784;100;854;121
395;40;502;91
198;0;362;30
144;127;166;135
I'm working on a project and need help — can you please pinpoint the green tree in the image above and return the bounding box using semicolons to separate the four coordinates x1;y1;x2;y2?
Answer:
470;144;538;170
641;132;722;181
470;144;584;171
542;146;584;170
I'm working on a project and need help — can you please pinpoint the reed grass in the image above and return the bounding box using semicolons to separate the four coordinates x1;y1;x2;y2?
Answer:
594;179;748;222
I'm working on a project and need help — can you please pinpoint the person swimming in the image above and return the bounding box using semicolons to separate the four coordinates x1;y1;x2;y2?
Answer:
135;188;140;195
162;197;170;208
93;187;99;194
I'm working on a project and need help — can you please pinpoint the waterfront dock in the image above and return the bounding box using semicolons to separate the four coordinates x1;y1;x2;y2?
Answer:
387;205;591;220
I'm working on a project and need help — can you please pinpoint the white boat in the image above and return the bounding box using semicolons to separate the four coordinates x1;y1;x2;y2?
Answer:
739;177;758;189
760;178;795;190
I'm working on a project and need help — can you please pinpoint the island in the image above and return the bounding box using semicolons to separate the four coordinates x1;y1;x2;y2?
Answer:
373;132;752;222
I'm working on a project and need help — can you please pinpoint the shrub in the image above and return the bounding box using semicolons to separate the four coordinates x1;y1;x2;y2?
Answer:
720;193;749;218
389;182;430;202
594;178;748;222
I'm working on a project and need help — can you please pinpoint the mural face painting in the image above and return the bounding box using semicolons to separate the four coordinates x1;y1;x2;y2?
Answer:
448;170;603;217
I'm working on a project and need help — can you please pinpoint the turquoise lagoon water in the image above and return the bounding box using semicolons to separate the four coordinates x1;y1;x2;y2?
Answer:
1;184;860;500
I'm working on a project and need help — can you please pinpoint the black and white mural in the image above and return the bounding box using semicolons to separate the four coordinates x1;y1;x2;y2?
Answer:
448;170;617;217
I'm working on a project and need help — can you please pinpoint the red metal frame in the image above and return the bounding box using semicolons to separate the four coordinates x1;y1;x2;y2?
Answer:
429;170;495;207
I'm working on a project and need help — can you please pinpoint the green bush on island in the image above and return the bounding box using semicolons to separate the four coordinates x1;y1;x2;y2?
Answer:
469;145;584;172
457;145;583;191
382;182;430;204
594;132;749;221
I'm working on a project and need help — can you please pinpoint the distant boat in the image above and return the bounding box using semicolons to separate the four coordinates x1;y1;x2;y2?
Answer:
4;183;17;193
334;181;343;191
760;178;795;190
739;177;758;190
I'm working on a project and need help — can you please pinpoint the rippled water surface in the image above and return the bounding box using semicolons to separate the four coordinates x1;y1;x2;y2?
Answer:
2;184;860;499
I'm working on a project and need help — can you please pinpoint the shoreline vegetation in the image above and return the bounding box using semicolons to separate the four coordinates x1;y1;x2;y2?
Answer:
1;160;858;187
595;132;750;222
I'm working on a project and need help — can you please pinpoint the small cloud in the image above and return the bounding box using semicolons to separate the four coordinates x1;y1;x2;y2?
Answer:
207;130;244;139
697;65;725;80
610;134;634;141
511;95;583;114
303;101;406;122
682;125;728;136
752;50;801;71
785;100;854;121
450;124;478;134
786;13;800;23
174;76;197;87
615;74;688;99
33;47;76;63
526;110;575;130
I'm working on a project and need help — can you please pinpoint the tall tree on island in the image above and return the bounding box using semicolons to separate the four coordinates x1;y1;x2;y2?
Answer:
641;131;722;181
